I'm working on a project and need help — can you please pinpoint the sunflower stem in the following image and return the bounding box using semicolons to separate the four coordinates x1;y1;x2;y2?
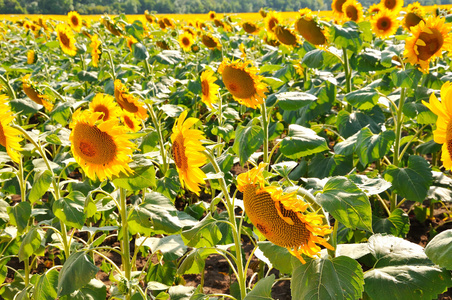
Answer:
0;74;16;100
147;103;168;175
328;221;339;258
143;58;151;76
106;49;116;81
342;47;352;112
260;103;269;164
119;187;132;300
203;149;247;299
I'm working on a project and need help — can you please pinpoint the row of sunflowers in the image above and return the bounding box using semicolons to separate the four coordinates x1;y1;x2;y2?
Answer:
1;0;452;298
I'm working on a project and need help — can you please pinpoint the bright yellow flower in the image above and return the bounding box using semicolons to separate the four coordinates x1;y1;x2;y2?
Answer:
274;24;298;46
0;95;23;163
264;11;282;37
69;108;136;181
218;58;268;109
56;23;77;56
242;21;259;34
22;74;53;111
171;110;207;195
68;11;82;32
120;110;141;133
178;32;194;52
144;10;155;24
404;15;452;73
422;82;452;169
89;93;121;122
201;33;221;50
200;69;220;109
114;80;148;120
332;0;348;20
208;11;216;20
90;34;101;67
27;50;35;64
380;0;403;12
126;36;138;52
237;164;334;264
295;9;328;46
403;2;425;31
342;0;364;23
368;3;383;15
371;8;400;38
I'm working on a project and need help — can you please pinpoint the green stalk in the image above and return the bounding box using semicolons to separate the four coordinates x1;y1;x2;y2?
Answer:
143;58;151;76
203;150;247;299
260;103;269;164
146;103;168;175
106;49;117;81
119;187;132;300
342;48;352;112
0;74;16;99
24;257;30;287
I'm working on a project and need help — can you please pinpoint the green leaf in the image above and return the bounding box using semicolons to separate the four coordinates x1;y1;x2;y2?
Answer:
29;170;53;204
356;128;395;166
146;261;177;286
77;71;98;82
233;123;264;165
301;49;340;69
331;22;362;52
59;279;106;300
308;154;353;179
276;92;317;110
316;177;372;231
50;102;72;127
177;248;219;275
181;214;222;248
18;226;42;261
34;269;59;300
113;165;156;191
336;110;381;139
280;125;329;159
168;285;195;300
133;43;149;60
345;87;379;110
372;208;410;237
53;191;86;230
10;99;40;115
404;102;438;125
334;132;358;156
0;199;8;223
416;139;442;155
244;274;275;300
391;67;422;88
137;235;187;261
258;242;293;275
384;155;432;203
7;202;31;233
291;256;364;300
57;251;99;297
425;229;452;270
347;174;391;196
364;234;452;300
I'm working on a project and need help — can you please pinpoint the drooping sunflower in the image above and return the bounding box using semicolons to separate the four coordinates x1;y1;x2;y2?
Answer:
126;36;137;52
144;10;155;24
178;32;194;52
380;0;403;12
120;110;141;133
371;8;400;38
69;109;136;181
237;163;334;264
158;19;167;30
264;11;282;37
170;110;207;195
156;40;170;50
113;79;148;120
200;69;220;109
342;0;364;23
403;2;425;31
163;17;175;29
295;9;328;46
201;33;221;50
89;93;121;122
102;17;122;36
27;49;35;64
90;34;101;67
218;58;268;109
242;21;259;34
0;95;23;163
56;23;77;56
332;0;348;20
404;15;452;72
274;24;298;46
22;74;53;111
422;82;452;169
68;11;82;32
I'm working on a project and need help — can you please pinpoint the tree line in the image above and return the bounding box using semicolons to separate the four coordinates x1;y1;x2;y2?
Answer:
0;0;448;15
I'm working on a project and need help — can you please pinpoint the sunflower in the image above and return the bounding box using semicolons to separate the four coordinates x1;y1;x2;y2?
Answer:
102;17;122;36
295;10;327;46
0;95;23;163
170;110;207;195
163;17;175;29
218;58;268;109
237;163;334;264
264;35;280;47
27;50;35;64
114;80;148;120
156;40;170;50
126;36;137;52
120;111;141;133
56;23;77;56
242;21;259;34
273;24;298;46
264;11;282;37
90;34;101;67
368;3;382;15
22;74;53;111
69;109;135;181
332;0;348;20
380;0;403;12
178;32;194;52
183;26;196;37
208;11;216;20
89;93;121;122
371;8;400;38
158;19;167;30
201;33;221;50
144;10;155;24
422;82;452;169
200;69;220;109
403;2;425;31
404;15;452;73
68;11;82;32
342;0;364;23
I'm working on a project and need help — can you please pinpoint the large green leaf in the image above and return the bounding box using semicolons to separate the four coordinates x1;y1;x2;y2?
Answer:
133;42;150;60
336;110;381;138
372;208;409;237
181;214;222;248
301;49;340;69
57;251;99;297
384;155;432;203
347;174;391;196
233;123;264;165
137;235;187;261
364;234;452;300
7;202;31;233
53;191;86;230
291;256;364;300
34;269;59;300
280;124;329;159
391;67;422;89
177;248;220;275
356;128;395;166
59;279;106;300
331;22;363;52
258;242;293;275
29;170;53;204
18;226;42;261
345;87;379;110
244;274;275;300
113;165;156;191
316;177;372;231
276;92;317;110
425;229;452;270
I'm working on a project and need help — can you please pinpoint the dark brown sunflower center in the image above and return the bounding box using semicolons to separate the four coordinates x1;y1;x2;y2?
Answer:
73;123;117;165
123;116;134;130
201;79;209;97
385;0;396;9
335;0;347;13
405;13;423;29
417;28;443;61
222;66;257;99
23;85;44;106
172;138;187;170
71;16;79;26
93;105;110;121
0;124;6;148
268;18;278;32
243;22;257;33
114;89;139;114
201;35;218;48
275;26;297;46
378;17;391;30
182;37;190;46
345;5;358;21
295;18;326;45
243;185;310;248
59;32;70;47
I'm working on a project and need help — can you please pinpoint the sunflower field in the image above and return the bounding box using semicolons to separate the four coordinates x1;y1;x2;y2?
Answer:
3;1;452;299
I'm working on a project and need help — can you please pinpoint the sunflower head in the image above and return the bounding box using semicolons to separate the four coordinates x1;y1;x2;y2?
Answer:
144;10;155;23
368;3;382;15
22;74;53;111
371;8;400;38
102;17;122;36
380;0;403;12
90;34;101;67
295;14;327;46
89;93;121;122
156;40;170;50
242;22;259;34
113;79;148;120
126;36;138;52
342;0;364;23
332;0;348;20
236;162;267;192
0;95;23;163
404;15;452;73
263;35;281;47
274;25;298;46
120;110;141;133
163;17;175;28
170;110;207;195
422;82;452;169
200;69;220;109
179;32;194;52
201;33;221;50
68;11;82;32
265;11;282;36
208;11;216;20
27;49;35;64
218;58;268;109
69;108;136;181
56;23;77;56
403;2;425;31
